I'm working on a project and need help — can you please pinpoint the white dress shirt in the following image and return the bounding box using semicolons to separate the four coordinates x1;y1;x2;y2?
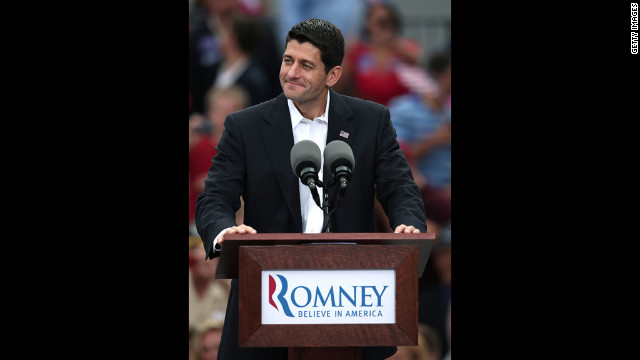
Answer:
288;90;330;233
212;90;330;251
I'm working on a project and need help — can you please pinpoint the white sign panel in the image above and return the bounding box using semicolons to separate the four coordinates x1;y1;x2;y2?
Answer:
261;269;395;324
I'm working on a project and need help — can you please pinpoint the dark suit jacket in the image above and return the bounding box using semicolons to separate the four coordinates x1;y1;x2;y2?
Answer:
196;88;427;259
195;88;427;360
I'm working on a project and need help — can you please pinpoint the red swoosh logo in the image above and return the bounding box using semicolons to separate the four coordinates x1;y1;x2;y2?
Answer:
268;275;278;310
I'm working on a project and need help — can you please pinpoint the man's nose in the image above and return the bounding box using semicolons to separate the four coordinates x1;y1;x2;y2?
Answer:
287;63;301;78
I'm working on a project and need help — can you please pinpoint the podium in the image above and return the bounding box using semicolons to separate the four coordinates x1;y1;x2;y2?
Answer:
215;233;435;360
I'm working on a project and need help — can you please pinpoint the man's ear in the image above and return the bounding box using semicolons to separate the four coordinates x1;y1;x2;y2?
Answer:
326;65;342;87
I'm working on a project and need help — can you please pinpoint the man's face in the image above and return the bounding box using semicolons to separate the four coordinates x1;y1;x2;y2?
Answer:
367;5;396;43
207;93;244;135
280;40;334;106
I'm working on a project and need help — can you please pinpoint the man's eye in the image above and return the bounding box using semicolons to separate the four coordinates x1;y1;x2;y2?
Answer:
302;64;312;69
283;59;292;64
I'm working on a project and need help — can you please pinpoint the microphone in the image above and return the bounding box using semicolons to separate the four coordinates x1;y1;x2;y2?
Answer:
290;140;322;207
324;140;355;197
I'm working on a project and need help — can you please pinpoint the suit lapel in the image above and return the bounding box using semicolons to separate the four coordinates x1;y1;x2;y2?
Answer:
260;94;303;232
259;90;354;232
325;89;356;186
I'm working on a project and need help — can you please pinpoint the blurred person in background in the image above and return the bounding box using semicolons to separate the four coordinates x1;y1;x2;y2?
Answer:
189;0;237;115
190;111;207;237
191;318;225;360
389;52;451;227
336;1;424;106
213;14;271;107
276;0;366;53
189;0;281;115
348;1;432;232
189;85;250;235
189;240;231;332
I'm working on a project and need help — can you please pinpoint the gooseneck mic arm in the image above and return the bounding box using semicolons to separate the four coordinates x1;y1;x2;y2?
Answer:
321;191;330;233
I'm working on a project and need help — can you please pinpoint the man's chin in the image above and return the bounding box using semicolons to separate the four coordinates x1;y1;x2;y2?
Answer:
282;90;300;102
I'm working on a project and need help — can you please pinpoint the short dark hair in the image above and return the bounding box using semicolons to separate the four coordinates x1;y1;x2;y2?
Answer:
285;18;345;74
366;3;401;33
231;15;262;54
428;53;451;76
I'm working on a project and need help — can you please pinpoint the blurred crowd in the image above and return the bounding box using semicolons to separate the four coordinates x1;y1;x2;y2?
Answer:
188;1;451;359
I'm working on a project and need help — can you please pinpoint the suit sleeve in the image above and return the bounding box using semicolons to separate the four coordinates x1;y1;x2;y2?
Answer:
195;113;247;259
373;107;428;232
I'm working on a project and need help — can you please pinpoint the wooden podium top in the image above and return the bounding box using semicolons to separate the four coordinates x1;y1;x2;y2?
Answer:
215;232;435;279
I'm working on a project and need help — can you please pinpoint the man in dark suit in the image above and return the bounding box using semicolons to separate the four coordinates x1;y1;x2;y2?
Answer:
196;18;427;360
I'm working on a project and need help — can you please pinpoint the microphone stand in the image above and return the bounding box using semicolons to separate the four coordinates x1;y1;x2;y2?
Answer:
320;179;347;233
308;179;331;233
321;191;331;233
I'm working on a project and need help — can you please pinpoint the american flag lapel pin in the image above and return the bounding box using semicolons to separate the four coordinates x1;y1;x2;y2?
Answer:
339;130;349;139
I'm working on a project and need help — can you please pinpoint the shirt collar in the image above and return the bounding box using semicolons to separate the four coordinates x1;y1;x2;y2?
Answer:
288;90;330;129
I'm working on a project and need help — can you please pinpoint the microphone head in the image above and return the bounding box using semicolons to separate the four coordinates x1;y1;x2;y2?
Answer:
290;140;322;176
324;140;355;173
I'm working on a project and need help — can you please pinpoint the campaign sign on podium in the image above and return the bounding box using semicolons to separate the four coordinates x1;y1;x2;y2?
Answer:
215;232;435;359
261;269;396;324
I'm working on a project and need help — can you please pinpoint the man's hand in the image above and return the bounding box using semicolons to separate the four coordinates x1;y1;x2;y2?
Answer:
218;224;257;246
394;224;421;233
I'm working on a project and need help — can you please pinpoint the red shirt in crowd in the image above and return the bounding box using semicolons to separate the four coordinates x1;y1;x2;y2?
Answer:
189;137;218;223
